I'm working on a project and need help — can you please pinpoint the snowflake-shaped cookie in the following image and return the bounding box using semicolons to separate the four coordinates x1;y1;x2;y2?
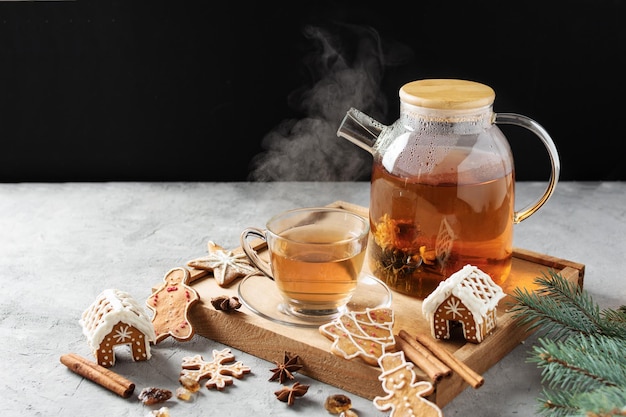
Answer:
187;241;259;286
180;348;251;390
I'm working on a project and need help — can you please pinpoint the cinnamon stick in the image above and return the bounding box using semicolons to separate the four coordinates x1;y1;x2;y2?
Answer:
395;335;448;384
412;332;485;389
60;353;135;398
398;330;452;377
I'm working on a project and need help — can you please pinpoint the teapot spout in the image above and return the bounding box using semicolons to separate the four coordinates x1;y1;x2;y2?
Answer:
337;108;385;155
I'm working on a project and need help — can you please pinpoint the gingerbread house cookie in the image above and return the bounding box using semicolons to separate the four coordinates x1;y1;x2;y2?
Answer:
80;289;157;367
422;264;505;344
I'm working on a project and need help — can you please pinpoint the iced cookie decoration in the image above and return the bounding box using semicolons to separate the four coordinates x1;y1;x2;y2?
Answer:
80;289;156;367
319;307;395;366
179;348;251;390
373;351;443;417
422;264;506;344
187;241;259;287
147;267;200;343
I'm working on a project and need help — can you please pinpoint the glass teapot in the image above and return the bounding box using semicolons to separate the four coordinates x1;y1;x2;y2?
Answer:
337;79;560;298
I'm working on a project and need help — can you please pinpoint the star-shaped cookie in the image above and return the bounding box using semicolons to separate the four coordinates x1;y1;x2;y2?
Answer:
187;241;259;286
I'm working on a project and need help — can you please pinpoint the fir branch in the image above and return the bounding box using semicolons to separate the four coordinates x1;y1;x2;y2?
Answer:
603;307;626;326
509;270;626;339
539;385;626;417
510;270;626;416
537;389;580;417
573;386;626;416
530;334;625;392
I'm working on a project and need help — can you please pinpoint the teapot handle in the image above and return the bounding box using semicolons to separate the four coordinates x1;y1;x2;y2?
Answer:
495;113;560;224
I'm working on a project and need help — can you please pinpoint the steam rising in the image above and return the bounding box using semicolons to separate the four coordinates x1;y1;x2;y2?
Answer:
248;24;411;181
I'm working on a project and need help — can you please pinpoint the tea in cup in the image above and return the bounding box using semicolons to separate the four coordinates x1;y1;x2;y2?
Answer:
240;207;369;320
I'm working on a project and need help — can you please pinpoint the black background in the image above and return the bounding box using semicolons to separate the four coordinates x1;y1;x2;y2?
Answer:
1;1;624;182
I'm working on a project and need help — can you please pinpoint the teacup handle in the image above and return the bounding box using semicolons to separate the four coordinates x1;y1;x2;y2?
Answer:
240;227;274;279
495;113;561;224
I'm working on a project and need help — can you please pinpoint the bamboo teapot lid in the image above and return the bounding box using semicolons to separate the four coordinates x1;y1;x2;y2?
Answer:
399;79;495;110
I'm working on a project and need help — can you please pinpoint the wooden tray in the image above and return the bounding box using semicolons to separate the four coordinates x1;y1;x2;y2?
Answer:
183;201;585;406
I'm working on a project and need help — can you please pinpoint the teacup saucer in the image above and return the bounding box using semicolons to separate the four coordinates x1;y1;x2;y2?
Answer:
238;273;393;328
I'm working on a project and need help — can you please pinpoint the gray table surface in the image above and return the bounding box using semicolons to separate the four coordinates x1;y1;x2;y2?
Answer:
2;181;624;417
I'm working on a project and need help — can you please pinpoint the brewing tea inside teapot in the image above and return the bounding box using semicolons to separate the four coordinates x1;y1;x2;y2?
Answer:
337;79;559;297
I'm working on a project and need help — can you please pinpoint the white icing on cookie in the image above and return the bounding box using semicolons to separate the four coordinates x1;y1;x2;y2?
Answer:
319;307;395;365
80;289;156;359
422;264;505;343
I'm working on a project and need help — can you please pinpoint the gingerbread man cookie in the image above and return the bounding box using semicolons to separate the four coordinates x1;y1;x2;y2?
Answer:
373;351;443;417
319;307;395;366
146;267;199;343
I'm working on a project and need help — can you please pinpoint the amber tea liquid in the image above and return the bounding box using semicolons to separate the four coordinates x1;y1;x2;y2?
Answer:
369;149;514;298
269;225;367;315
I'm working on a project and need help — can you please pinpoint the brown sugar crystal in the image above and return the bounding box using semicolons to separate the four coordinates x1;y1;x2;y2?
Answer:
138;387;173;405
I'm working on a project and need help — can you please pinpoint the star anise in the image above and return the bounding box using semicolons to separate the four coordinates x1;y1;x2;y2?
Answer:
210;295;242;312
269;353;303;383
274;381;309;406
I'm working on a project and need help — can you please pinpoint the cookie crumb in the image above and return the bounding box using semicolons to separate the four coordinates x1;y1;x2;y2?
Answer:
147;407;170;417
